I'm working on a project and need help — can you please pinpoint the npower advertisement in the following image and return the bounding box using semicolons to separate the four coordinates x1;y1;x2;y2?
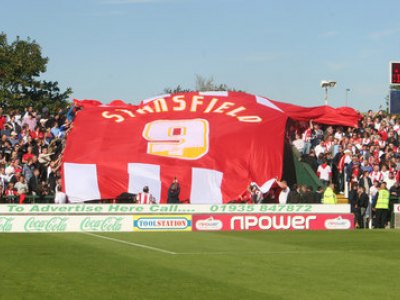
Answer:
192;214;354;231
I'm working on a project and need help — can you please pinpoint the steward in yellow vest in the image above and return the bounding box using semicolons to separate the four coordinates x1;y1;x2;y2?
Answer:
373;182;389;229
323;183;337;204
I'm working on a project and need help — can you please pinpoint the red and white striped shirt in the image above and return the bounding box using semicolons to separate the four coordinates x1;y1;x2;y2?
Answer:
370;171;383;183
302;128;312;142
317;164;332;181
137;192;156;204
362;138;371;145
324;141;333;152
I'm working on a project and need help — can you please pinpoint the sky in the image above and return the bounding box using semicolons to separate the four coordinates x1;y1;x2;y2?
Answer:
1;0;400;111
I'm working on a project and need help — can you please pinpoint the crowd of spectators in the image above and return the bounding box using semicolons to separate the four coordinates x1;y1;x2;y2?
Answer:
0;106;72;204
291;110;400;228
3;102;399;225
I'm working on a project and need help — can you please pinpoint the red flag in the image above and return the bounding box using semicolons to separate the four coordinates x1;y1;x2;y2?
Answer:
62;92;287;203
19;194;26;204
62;92;361;203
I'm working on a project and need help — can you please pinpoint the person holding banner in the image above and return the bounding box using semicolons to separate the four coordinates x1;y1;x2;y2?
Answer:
250;183;263;204
167;178;180;204
54;185;67;204
137;186;156;204
276;180;290;204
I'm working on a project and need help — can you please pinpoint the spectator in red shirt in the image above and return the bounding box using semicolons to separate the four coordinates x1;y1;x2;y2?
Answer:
0;108;7;131
4;182;19;203
22;146;34;163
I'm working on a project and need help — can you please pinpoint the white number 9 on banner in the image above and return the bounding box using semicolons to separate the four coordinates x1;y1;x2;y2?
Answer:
143;119;209;160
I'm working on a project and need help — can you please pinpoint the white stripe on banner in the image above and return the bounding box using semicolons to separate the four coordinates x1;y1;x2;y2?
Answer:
64;163;101;202
190;168;223;204
259;178;276;194
199;91;229;97
128;163;161;203
255;96;283;112
142;94;171;104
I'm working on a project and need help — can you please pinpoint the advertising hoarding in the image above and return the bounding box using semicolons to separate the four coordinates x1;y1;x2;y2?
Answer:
133;215;192;232
0;204;350;215
394;204;400;229
192;214;354;231
0;215;132;233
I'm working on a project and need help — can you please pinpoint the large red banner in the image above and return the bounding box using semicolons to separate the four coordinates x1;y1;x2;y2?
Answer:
192;214;354;231
62;92;287;203
62;91;360;204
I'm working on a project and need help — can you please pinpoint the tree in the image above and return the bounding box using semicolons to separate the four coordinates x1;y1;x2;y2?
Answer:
195;74;229;92
163;84;193;94
163;75;243;94
383;94;389;113
0;32;72;112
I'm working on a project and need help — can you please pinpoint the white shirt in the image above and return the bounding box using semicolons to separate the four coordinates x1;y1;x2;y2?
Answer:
344;155;352;164
54;191;67;204
381;171;389;182
334;132;344;140
279;187;290;204
14;182;28;194
5;165;15;176
370;171;383;183
292;139;305;153
314;144;326;158
385;178;396;190
0;174;7;185
370;186;379;197
317;164;332;181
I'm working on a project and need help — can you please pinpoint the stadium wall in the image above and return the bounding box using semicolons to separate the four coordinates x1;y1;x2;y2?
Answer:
0;204;353;232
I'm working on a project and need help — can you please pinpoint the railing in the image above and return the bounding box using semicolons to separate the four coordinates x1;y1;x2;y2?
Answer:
1;195;55;204
344;171;349;198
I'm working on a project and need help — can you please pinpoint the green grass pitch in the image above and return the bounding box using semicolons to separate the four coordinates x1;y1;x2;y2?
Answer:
1;230;400;299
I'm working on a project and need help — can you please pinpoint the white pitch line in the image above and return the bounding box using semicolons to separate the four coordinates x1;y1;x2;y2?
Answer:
176;250;352;255
176;249;393;255
83;232;177;255
81;235;388;256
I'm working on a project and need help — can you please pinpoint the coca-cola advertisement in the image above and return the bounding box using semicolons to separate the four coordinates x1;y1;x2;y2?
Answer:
192;214;354;231
0;215;132;233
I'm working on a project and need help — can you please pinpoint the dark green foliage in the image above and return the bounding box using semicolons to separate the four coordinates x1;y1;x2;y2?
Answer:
164;75;244;94
0;32;72;112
